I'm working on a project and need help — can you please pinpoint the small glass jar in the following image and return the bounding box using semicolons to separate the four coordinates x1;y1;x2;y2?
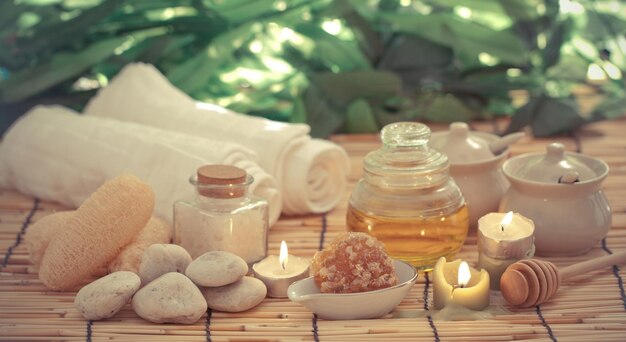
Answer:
174;164;269;265
347;122;469;271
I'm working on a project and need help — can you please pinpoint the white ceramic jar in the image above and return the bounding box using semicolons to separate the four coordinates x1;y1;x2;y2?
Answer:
499;143;611;256
430;123;513;227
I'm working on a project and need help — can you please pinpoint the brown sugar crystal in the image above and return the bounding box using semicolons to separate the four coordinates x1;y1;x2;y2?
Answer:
310;232;398;293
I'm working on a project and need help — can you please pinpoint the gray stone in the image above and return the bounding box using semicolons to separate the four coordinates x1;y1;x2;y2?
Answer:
74;271;140;320
202;276;266;312
185;251;248;287
139;244;192;285
132;272;207;324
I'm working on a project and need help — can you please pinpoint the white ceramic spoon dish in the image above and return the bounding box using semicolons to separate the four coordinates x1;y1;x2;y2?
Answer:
287;259;418;320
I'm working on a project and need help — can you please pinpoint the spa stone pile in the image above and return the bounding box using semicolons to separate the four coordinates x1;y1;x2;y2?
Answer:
74;245;267;324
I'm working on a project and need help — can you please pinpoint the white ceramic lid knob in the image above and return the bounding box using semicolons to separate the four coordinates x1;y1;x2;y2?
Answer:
545;142;565;162
450;122;470;138
436;122;494;163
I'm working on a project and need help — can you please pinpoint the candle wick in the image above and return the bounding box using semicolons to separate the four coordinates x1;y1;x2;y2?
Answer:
501;224;504;232
281;260;286;270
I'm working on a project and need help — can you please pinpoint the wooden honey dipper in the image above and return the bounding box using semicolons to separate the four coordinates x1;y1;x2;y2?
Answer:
500;251;626;308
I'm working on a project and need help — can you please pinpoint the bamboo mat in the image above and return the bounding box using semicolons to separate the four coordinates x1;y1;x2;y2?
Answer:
1;118;626;341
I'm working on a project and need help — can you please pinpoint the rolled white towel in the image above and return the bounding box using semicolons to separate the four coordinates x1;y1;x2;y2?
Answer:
84;62;350;214
0;105;282;225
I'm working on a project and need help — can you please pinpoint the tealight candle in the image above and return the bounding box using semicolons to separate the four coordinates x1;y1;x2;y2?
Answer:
433;257;490;311
252;241;310;298
477;211;535;290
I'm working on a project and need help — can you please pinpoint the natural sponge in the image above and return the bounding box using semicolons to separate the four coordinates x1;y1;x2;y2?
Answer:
310;232;398;293
39;174;154;290
25;210;75;268
108;217;172;274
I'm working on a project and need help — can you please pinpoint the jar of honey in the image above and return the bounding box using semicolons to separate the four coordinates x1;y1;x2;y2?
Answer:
347;122;469;271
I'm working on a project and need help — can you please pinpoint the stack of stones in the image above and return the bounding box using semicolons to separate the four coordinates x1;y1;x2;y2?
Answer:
74;245;267;324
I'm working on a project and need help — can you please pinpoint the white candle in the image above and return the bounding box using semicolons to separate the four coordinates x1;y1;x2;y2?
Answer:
433;257;490;311
477;211;535;290
252;241;310;298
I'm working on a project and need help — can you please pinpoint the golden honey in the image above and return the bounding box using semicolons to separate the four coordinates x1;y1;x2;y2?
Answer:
347;122;470;271
347;204;469;271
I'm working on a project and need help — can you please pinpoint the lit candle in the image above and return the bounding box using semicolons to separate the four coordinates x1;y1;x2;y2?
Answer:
477;211;535;290
433;257;490;311
252;241;310;298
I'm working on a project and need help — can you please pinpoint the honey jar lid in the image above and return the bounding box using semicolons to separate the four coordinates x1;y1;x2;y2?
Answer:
195;165;249;198
364;122;451;188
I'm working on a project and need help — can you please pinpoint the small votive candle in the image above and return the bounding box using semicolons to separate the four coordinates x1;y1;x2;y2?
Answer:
253;241;310;298
477;211;535;290
433;257;490;311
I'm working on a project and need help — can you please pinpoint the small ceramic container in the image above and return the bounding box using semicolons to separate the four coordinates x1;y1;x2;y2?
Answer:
499;142;611;256
430;123;511;227
287;259;417;320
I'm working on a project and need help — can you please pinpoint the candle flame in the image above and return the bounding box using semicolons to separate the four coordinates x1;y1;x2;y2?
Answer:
279;240;288;270
458;261;471;288
501;211;514;232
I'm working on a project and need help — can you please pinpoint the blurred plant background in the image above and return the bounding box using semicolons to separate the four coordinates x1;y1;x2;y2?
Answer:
1;0;625;137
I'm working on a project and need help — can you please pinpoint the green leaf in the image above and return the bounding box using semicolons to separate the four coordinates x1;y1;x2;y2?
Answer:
590;96;626;121
379;12;528;65
583;10;626;43
290;95;307;124
166;22;259;93
505;96;537;134
377;35;453;70
0;35;130;103
0;2;26;31
486;97;515;116
294;22;370;71
542;18;574;70
506;94;585;136
310;70;401;107
345;99;378;133
416;93;481;123
460;68;545;99
530;96;583;136
434;0;506;13
545;52;588;83
16;0;122;56
205;0;321;24
303;82;345;138
497;0;544;21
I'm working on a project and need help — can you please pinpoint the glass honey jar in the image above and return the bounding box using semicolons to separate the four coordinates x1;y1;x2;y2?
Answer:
347;122;469;271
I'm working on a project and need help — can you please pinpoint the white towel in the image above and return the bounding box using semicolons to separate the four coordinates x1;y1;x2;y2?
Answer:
0;105;282;225
84;62;350;214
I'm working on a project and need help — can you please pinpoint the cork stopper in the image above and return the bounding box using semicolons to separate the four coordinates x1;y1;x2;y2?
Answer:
196;165;249;198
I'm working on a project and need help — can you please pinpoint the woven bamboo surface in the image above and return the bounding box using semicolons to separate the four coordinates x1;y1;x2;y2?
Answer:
1;118;626;341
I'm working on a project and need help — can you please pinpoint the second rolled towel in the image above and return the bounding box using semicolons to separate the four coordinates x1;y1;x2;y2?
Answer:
84;62;350;215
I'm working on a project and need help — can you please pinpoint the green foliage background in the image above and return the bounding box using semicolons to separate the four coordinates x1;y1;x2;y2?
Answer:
1;0;625;137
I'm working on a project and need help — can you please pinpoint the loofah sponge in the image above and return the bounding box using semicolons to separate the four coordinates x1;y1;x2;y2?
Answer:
25;210;75;268
38;174;154;290
108;217;172;273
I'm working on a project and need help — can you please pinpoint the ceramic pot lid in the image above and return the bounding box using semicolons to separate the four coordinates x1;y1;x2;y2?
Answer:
434;122;494;163
513;142;596;183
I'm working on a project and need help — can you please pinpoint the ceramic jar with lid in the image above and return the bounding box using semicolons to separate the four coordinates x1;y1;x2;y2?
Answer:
429;122;515;227
499;142;611;256
347;122;469;271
